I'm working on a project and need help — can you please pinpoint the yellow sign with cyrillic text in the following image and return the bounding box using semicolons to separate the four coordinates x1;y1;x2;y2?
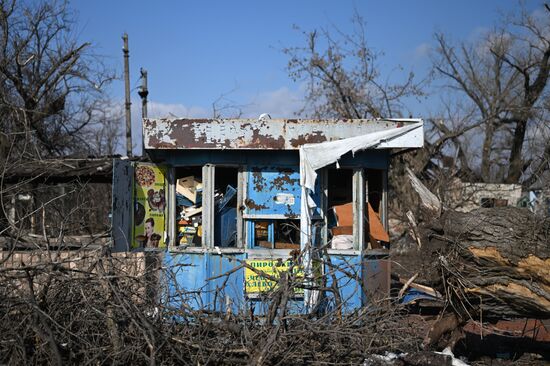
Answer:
245;259;304;294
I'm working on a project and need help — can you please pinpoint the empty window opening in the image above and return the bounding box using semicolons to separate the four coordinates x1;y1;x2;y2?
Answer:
327;168;353;208
327;168;354;250
214;167;239;248
366;169;383;214
480;197;508;208
365;169;389;249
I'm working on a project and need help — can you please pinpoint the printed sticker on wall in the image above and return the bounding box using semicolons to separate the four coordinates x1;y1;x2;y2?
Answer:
274;193;295;205
133;164;167;249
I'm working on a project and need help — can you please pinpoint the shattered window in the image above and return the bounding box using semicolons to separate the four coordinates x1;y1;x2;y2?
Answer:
480;197;495;208
174;166;240;248
365;169;389;250
175;167;203;248
213;167;239;248
251;219;300;249
327;168;355;250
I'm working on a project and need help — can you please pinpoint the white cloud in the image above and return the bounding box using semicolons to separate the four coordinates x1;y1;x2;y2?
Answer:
242;85;306;118
413;42;432;60
147;101;209;119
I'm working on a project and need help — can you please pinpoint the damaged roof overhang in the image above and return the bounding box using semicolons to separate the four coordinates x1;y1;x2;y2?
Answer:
143;118;424;150
2;156;146;184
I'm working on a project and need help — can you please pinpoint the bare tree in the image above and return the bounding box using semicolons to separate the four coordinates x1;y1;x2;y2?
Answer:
211;86;246;119
283;11;423;120
87;101;123;156
0;0;116;160
432;5;550;185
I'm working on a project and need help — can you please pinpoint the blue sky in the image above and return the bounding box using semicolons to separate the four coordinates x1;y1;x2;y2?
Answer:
73;1;541;151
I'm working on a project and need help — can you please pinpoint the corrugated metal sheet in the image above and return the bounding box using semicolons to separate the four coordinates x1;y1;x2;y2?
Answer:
143;118;421;150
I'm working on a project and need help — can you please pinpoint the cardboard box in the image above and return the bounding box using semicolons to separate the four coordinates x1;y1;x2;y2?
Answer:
176;176;203;204
332;203;353;226
330;202;389;242
331;226;353;236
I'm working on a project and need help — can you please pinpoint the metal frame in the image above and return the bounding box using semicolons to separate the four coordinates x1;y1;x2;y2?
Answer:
319;168;328;247
236;167;245;249
165;163;385;254
167;166;176;248
201;164;215;248
352;169;365;252
381;169;388;231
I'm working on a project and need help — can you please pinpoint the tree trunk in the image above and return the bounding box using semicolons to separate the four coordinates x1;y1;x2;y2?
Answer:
416;207;550;319
506;119;528;183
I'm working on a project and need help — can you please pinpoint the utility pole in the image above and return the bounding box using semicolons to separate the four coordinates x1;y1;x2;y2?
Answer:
138;68;148;157
122;33;132;157
138;68;149;119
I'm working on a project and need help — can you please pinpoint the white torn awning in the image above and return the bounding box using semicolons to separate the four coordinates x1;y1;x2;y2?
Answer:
299;122;423;191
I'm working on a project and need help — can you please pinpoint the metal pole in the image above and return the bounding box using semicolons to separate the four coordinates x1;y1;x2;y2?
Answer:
138;68;149;119
122;33;132;157
138;68;148;157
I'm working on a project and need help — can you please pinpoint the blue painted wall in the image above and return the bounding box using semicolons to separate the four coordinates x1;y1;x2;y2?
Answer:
163;251;387;315
246;166;321;217
163;251;310;316
150;148;390;315
322;254;364;312
164;251;245;314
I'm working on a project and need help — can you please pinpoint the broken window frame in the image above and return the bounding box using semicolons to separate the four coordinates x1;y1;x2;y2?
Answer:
323;167;389;253
364;169;389;250
320;167;364;253
166;164;388;254
169;163;245;252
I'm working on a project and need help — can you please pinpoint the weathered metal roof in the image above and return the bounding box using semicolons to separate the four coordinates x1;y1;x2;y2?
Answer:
143;118;423;150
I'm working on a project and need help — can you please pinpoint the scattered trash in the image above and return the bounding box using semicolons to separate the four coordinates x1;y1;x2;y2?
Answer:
176;175;202;204
435;347;470;366
176;182;237;247
363;349;470;366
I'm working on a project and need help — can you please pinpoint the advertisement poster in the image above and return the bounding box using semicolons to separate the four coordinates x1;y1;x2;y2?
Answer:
133;163;167;249
245;259;304;294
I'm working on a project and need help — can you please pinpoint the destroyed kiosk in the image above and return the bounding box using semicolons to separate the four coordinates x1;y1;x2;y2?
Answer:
112;118;424;314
